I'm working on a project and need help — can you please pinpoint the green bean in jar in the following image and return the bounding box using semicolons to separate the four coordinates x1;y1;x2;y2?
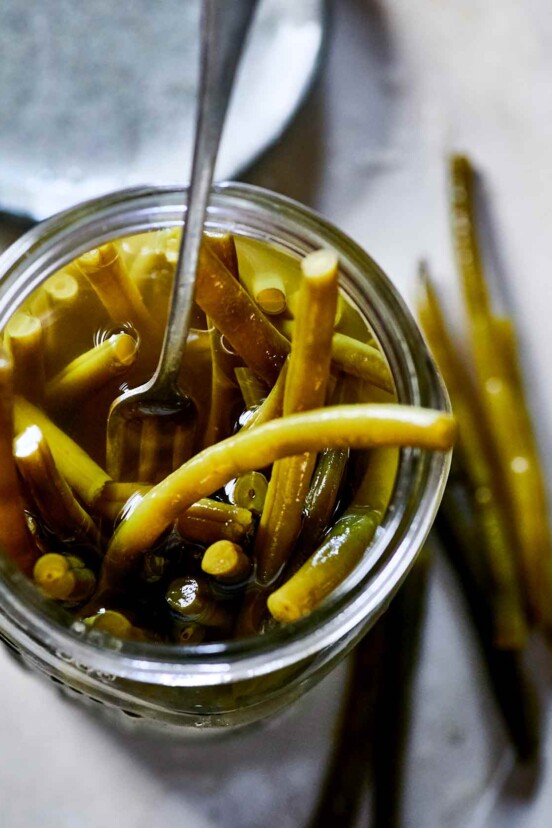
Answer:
0;229;455;645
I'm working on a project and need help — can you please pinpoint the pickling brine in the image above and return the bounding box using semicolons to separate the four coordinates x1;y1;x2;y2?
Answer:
0;226;454;647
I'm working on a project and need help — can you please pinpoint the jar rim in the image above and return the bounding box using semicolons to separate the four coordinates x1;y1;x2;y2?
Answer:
0;183;451;686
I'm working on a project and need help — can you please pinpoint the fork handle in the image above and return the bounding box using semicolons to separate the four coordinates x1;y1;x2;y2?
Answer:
152;0;260;394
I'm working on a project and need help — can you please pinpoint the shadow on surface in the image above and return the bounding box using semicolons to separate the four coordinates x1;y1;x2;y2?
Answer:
499;760;542;804
243;0;398;214
72;660;348;828
0;211;35;251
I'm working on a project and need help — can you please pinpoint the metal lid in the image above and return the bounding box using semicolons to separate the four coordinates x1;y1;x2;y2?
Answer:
0;0;327;219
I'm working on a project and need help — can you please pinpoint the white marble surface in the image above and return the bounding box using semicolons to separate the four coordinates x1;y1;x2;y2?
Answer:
2;1;552;825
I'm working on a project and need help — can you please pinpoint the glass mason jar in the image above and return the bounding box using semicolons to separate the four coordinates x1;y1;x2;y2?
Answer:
0;184;450;736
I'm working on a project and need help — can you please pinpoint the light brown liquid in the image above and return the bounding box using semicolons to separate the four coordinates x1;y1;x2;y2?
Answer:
2;229;395;643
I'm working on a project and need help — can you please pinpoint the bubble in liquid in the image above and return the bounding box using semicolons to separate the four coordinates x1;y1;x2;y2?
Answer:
93;321;139;349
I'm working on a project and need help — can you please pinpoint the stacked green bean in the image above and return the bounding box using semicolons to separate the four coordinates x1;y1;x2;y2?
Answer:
0;229;455;644
418;154;548;760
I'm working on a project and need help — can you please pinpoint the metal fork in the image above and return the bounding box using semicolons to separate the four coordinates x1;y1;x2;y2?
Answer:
106;0;259;482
